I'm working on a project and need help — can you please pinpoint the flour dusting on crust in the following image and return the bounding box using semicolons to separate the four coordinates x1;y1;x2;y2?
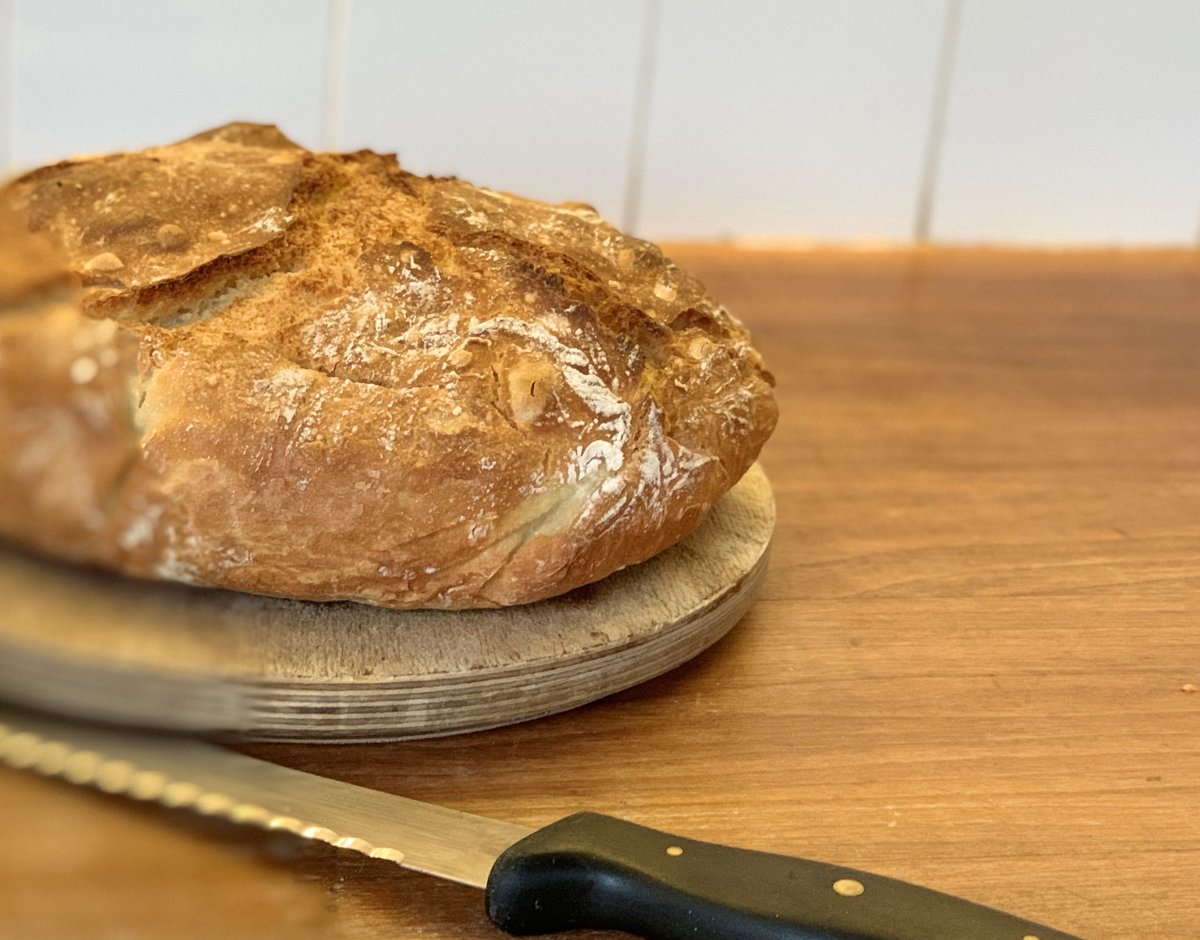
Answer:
0;124;776;608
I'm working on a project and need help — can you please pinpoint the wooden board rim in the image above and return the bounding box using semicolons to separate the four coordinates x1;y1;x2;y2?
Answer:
0;464;774;741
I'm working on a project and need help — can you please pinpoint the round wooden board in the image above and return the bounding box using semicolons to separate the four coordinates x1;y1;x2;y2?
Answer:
0;465;773;742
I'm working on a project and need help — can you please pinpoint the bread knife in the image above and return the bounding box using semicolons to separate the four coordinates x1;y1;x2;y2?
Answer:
0;703;1084;940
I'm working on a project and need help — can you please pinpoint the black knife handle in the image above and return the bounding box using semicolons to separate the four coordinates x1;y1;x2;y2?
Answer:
485;812;1084;940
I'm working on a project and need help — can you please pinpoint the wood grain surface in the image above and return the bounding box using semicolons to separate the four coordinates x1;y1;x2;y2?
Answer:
2;247;1198;940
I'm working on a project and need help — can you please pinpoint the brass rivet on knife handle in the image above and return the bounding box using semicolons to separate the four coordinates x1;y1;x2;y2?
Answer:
833;878;866;897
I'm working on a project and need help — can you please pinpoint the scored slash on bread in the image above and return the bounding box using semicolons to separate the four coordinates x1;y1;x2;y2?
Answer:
0;124;776;609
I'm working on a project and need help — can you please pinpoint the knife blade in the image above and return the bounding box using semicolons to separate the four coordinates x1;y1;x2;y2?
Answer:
0;703;1084;940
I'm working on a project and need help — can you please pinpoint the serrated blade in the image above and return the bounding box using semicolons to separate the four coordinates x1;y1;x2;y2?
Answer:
0;703;532;888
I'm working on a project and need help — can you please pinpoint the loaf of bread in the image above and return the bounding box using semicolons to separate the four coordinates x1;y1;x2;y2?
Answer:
0;124;775;608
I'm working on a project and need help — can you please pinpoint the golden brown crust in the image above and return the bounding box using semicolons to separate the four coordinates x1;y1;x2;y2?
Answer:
0;124;776;608
0;207;77;305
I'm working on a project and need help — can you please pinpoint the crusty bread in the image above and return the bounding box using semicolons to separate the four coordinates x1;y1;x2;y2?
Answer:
0;124;775;608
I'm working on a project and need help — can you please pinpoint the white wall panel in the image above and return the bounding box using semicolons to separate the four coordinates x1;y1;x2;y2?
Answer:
934;0;1200;245
337;0;644;226
1;0;1198;246
8;0;329;172
0;0;14;173
639;0;946;242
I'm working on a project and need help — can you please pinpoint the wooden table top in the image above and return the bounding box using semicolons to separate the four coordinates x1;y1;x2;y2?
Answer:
2;247;1198;939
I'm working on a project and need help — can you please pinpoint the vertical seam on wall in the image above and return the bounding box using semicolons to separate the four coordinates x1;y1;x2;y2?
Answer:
0;0;14;175
621;0;662;235
913;0;963;244
320;0;350;152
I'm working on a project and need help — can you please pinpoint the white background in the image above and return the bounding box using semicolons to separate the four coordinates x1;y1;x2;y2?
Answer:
1;0;1197;246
